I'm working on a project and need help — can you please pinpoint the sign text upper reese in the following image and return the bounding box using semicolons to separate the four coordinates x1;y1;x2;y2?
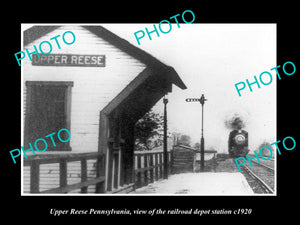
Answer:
32;54;105;67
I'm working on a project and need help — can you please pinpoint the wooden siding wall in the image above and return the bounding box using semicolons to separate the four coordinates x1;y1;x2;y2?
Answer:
22;25;146;193
23;25;146;154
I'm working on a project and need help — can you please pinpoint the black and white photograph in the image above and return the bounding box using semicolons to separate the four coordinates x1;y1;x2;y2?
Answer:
21;23;276;195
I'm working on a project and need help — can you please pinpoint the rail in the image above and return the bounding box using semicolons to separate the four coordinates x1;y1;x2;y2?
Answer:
242;165;274;194
250;160;274;172
134;151;172;189
24;152;105;194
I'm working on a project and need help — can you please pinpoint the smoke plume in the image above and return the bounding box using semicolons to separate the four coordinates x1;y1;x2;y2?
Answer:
224;113;246;130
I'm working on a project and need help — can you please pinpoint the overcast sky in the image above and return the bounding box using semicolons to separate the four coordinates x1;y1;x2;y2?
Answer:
22;23;276;153
103;24;276;153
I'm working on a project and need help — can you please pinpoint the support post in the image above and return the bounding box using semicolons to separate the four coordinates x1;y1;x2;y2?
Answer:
81;158;87;193
30;160;40;193
163;95;168;179
199;94;207;172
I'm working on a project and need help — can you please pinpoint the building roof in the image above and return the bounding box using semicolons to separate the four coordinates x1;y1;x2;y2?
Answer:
24;25;187;90
24;25;188;125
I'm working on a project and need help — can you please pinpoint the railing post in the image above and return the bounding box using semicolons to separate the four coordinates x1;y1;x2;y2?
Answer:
159;153;163;179
149;154;154;183
30;160;40;193
96;155;105;193
59;159;67;192
154;153;159;181
167;152;171;175
81;158;87;193
170;150;173;174
136;155;142;188
144;154;148;186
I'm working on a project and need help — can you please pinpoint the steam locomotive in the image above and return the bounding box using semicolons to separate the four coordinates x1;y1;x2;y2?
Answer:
228;129;249;157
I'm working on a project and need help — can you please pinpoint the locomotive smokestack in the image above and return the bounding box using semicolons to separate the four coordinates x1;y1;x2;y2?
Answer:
225;114;246;130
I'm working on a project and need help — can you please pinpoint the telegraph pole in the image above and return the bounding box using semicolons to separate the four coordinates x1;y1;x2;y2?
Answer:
199;94;207;172
163;95;168;179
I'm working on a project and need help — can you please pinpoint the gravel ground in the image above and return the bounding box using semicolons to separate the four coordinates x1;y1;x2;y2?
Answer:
247;154;275;169
215;157;239;172
259;159;275;169
214;156;275;194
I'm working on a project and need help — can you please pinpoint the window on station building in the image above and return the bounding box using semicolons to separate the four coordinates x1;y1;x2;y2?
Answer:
25;81;73;151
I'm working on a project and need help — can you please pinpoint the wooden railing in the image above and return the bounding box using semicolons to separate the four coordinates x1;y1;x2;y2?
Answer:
134;151;172;189
24;152;105;194
24;150;173;193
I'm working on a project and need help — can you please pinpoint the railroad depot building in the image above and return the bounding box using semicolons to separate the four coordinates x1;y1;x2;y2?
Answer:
22;25;186;194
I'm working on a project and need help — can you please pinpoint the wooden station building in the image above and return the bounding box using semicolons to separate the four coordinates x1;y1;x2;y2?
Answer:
22;25;186;193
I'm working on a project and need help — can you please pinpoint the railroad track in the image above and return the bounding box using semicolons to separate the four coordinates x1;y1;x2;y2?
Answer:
250;160;274;172
241;165;274;194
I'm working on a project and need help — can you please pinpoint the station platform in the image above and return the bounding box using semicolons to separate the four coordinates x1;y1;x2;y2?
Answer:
133;172;253;195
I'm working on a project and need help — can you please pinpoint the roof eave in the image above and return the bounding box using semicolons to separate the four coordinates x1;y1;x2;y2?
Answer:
23;25;187;90
166;66;187;90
